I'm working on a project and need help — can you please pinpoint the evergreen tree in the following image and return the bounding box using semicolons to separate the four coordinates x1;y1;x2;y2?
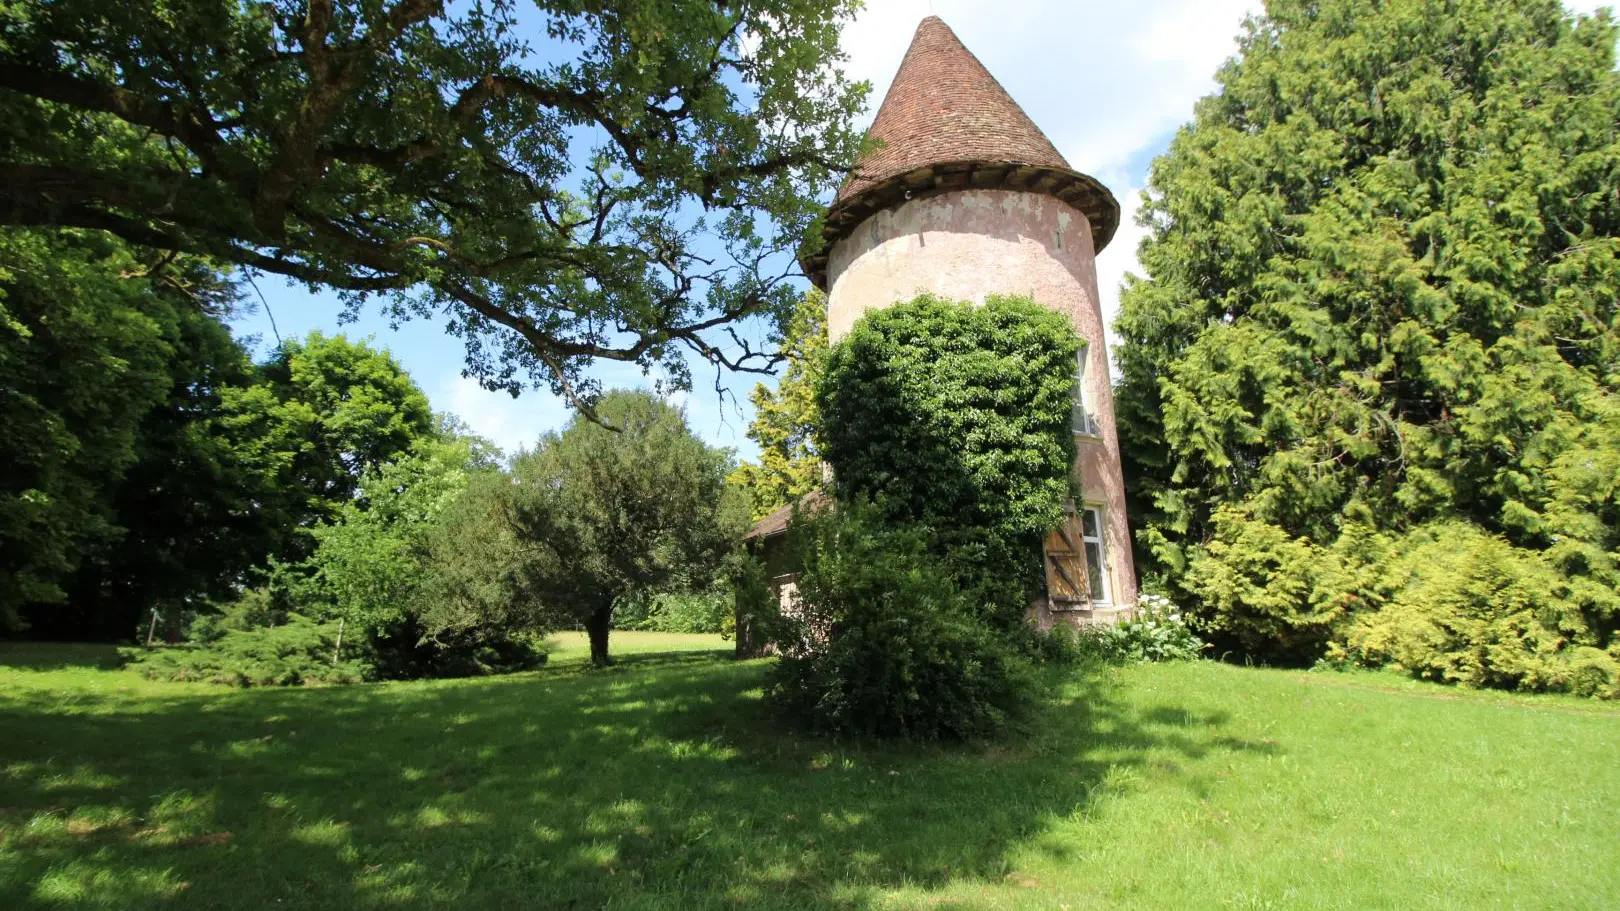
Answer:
1115;0;1620;690
732;290;827;520
501;391;748;665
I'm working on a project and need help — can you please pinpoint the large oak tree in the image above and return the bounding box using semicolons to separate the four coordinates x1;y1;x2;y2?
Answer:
0;0;866;408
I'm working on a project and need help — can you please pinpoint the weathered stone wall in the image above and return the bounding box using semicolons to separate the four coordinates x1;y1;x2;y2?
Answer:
825;188;1138;610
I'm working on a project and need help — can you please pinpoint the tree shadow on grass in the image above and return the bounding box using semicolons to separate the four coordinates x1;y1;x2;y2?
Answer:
0;642;127;671
0;657;1276;909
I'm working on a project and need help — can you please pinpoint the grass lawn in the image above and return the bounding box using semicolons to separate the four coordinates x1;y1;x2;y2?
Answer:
2;635;1617;909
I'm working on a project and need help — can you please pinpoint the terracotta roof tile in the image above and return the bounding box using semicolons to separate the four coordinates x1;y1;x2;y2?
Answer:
838;16;1071;202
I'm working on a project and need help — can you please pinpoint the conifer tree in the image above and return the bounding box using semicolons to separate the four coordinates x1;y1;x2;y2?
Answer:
1115;0;1620;688
731;291;827;520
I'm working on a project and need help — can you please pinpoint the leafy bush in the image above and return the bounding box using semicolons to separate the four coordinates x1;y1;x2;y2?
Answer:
1076;594;1205;665
817;293;1080;627
1337;524;1619;699
1017;622;1090;665
622;590;733;634
126;613;370;686
765;503;1035;741
310;433;547;679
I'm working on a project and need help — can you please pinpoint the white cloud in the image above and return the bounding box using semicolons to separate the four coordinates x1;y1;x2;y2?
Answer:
439;375;571;457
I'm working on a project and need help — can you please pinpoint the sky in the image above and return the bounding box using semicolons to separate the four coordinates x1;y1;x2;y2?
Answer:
232;0;1614;460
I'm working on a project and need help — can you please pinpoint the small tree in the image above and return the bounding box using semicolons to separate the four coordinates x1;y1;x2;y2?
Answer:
310;426;543;677
505;390;748;665
731;290;828;520
312;428;493;626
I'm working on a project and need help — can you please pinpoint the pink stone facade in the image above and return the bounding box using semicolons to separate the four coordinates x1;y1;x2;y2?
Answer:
825;188;1138;615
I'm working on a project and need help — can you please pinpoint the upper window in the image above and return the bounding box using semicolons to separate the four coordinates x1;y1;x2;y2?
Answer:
1072;346;1101;436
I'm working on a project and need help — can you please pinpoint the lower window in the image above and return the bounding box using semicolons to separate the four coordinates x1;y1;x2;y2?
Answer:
1081;505;1111;605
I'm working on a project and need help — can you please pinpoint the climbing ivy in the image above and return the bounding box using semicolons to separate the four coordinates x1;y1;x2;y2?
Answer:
817;293;1080;621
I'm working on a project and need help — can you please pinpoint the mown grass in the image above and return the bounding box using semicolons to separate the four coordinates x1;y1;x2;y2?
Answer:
2;635;1617;909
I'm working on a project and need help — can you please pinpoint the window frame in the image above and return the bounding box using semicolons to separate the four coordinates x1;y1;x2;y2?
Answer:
1080;504;1112;606
1072;345;1101;437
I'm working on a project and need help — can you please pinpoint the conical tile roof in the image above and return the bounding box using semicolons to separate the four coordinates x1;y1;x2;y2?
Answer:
838;16;1071;202
805;16;1118;288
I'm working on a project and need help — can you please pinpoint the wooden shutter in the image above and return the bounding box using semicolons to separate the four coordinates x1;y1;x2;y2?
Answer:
1043;512;1090;604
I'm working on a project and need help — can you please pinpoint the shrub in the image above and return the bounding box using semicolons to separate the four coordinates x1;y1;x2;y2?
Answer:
628;590;733;634
765;503;1035;741
1338;523;1619;698
307;435;553;679
364;614;548;680
1076;594;1205;665
126;613;370;686
1018;622;1089;666
730;551;789;654
185;586;285;644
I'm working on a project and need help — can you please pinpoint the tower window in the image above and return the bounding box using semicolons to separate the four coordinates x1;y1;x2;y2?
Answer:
1081;506;1112;605
1072;346;1101;436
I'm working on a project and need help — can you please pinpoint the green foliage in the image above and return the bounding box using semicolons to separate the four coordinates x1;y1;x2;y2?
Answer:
1075;594;1206;665
620;590;734;634
223;331;434;562
0;0;866;402
728;549;781;650
499;390;750;664
309;428;545;679
0;229;183;629
732;291;827;520
817;293;1081;622
312;430;496;631
54;269;275;642
1337;523;1620;698
186;587;286;645
766;502;1036;741
1115;0;1620;685
0;235;438;641
125;614;369;687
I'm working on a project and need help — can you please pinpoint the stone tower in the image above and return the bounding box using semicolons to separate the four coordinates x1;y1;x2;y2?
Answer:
804;16;1137;615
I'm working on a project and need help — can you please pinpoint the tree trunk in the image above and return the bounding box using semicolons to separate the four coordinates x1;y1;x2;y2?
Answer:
585;606;613;666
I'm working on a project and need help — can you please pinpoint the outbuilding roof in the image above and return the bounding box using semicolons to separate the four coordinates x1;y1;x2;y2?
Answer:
742;489;830;543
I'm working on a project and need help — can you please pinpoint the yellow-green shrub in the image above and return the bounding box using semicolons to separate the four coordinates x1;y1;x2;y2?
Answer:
1339;523;1619;698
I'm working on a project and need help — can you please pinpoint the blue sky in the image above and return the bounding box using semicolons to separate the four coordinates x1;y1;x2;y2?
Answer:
230;0;1614;460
